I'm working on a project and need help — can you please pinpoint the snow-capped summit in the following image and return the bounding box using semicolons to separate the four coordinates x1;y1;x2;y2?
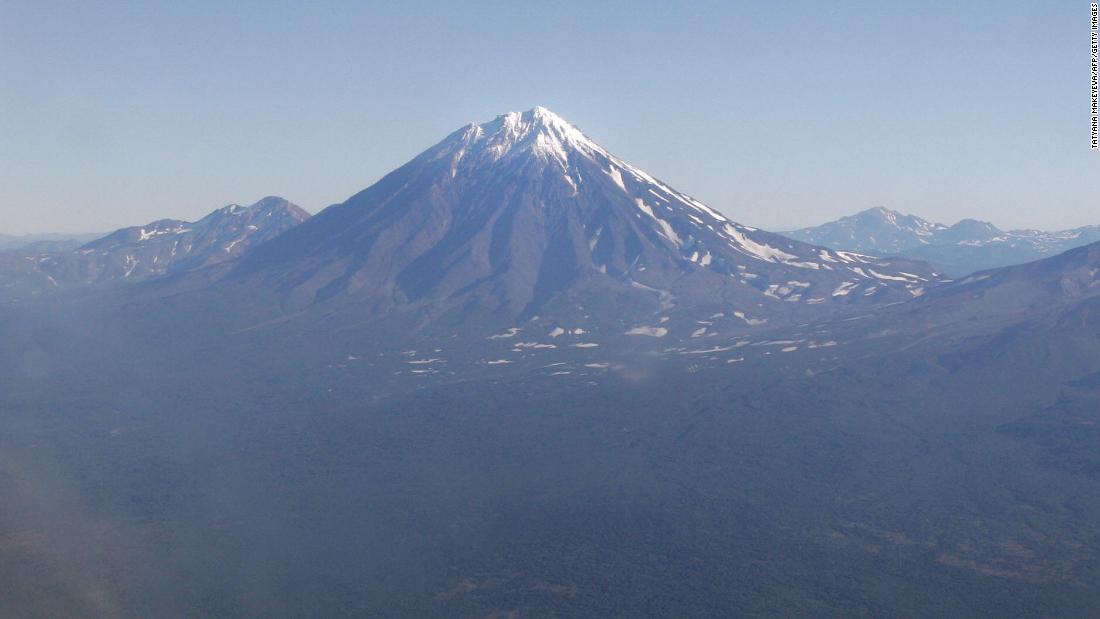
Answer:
433;106;614;179
459;106;596;163
431;106;728;223
237;108;938;325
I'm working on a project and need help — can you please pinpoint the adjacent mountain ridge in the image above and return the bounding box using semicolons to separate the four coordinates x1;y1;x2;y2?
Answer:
787;206;1100;275
77;196;310;280
0;197;309;298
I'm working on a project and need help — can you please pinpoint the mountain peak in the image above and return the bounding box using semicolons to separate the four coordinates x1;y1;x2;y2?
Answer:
66;197;310;283
513;105;568;126
446;106;601;169
203;196;304;221
500;106;572;130
253;195;295;209
787;207;944;255
857;206;903;223
851;206;923;226
783;208;1100;276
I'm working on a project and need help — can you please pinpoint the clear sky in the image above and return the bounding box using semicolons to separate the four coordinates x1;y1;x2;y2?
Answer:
1;1;1096;234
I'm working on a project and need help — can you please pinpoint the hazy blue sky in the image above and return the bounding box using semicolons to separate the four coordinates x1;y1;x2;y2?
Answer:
1;1;1096;234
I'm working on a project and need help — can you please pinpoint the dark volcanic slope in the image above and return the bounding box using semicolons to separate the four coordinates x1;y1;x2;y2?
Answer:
236;108;938;325
927;240;1100;303
831;239;1100;335
0;240;1097;617
887;239;1100;331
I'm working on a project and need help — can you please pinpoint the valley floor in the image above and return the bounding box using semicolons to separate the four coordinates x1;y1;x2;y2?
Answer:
1;295;1099;617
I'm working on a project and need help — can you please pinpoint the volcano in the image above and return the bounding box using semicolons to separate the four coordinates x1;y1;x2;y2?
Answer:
236;107;937;325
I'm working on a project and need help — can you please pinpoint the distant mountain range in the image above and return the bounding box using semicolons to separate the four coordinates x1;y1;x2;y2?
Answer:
785;206;1100;276
0;232;103;253
0;197;308;299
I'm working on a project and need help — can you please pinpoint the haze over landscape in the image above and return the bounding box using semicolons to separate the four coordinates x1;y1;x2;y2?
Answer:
2;3;1099;618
